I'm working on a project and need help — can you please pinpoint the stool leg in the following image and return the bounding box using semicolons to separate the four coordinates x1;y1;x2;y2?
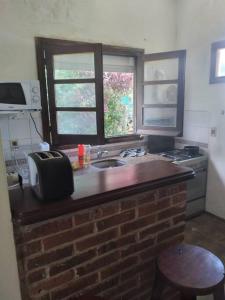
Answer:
151;267;165;300
213;284;225;300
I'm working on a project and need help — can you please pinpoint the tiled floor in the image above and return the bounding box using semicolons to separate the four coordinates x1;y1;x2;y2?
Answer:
185;212;225;264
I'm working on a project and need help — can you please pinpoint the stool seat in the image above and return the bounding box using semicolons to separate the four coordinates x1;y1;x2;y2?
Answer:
158;244;224;293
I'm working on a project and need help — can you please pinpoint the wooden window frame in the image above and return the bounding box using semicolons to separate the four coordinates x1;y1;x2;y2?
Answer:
35;37;144;146
210;40;225;84
137;50;186;137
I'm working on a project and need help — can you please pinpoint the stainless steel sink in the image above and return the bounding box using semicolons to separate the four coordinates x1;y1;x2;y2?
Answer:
91;159;126;169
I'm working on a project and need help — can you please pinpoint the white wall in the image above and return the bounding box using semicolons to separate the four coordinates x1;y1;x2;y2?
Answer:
0;0;177;80
0;0;177;161
176;0;225;219
0;133;21;299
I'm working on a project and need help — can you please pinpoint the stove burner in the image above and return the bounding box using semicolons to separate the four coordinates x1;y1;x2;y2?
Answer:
159;149;202;162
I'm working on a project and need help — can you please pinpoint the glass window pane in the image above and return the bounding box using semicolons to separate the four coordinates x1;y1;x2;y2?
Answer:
144;58;178;81
103;55;134;138
54;53;95;79
57;111;97;135
143;107;177;127
216;48;225;77
55;83;96;107
144;84;178;105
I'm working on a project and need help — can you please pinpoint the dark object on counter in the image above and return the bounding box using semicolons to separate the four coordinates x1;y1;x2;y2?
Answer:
28;151;74;201
151;244;225;300
148;135;175;153
184;145;199;156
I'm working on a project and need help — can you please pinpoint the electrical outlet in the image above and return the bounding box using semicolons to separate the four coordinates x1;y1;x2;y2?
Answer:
211;127;217;137
10;139;19;149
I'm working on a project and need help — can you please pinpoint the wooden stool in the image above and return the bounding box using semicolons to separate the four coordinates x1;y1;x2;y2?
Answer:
151;244;225;300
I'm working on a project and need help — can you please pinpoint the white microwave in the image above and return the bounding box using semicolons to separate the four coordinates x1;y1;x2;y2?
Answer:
0;80;42;111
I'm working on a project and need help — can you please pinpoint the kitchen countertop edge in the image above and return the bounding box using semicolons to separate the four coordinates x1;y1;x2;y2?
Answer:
9;160;195;226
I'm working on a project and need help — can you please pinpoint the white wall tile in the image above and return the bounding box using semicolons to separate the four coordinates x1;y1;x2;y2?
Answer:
9;118;31;140
0;116;9;140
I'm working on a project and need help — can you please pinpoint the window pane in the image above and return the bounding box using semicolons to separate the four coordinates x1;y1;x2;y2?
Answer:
57;111;97;135
54;53;95;79
55;83;96;107
216;48;225;77
143;107;177;127
144;84;177;105
103;55;135;137
144;58;178;81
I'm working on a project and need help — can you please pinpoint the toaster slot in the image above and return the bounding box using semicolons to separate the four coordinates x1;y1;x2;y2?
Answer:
35;152;50;160
49;151;63;158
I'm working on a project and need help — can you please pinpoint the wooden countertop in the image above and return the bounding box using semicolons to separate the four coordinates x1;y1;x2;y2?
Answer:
9;160;194;225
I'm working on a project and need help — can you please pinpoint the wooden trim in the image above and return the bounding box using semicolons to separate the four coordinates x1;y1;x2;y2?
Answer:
103;44;144;56
210;40;225;84
142;104;177;108
54;79;95;84
144;50;186;61
137;50;186;137
56;107;96;112
35;38;51;144
36;37;145;146
144;80;178;85
105;134;142;144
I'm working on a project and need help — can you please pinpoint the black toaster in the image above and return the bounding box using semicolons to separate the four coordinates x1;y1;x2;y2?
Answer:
28;151;74;201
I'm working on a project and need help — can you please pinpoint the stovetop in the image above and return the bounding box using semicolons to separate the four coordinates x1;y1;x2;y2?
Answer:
159;149;203;162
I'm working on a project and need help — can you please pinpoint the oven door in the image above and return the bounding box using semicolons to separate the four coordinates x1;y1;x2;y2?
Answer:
186;168;207;202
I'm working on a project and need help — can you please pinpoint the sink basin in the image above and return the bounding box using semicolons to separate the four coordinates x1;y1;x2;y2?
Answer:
91;159;126;169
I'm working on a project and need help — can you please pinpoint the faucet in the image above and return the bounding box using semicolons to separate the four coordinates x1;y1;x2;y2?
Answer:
97;147;109;159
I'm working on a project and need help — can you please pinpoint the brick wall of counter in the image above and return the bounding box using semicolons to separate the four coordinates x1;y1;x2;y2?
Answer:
14;182;187;300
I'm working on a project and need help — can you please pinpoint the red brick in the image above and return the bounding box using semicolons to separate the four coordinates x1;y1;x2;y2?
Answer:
178;182;186;192
173;214;185;225
139;247;156;262
138;198;170;217
101;256;138;280
50;249;96;276
30;270;74;295
23;218;73;242
87;276;119;295
74;212;91;225
172;192;186;205
27;245;73;270
97;210;135;231
22;240;42;257
121;237;155;257
76;228;118;251
77;251;120;276
27;268;46;284
93;203;119;219
121;198;137;210
51;273;98;300
157;225;185;242
98;234;136;255
121;260;154;282
104;277;138;298
156;234;184;253
158;204;186;221
139;220;170;240
43;223;94;250
137;191;156;205
121;214;156;235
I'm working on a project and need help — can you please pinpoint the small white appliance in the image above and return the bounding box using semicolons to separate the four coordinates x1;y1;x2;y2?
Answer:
0;80;41;111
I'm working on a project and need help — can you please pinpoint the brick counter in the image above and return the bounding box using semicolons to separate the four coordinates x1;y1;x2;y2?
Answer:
14;182;187;300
